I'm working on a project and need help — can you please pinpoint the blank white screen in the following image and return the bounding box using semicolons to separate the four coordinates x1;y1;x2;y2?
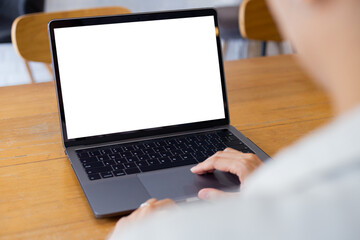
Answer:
54;16;225;139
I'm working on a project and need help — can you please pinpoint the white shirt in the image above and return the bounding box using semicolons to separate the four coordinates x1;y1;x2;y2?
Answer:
109;105;360;240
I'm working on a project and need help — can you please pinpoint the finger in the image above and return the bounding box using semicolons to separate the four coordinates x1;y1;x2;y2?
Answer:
191;151;224;174
114;199;175;231
137;198;175;214
198;188;231;201
134;199;176;219
191;152;247;176
140;198;157;208
154;198;176;208
125;198;157;222
223;147;240;153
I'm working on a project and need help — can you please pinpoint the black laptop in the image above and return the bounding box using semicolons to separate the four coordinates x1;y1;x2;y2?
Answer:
48;8;270;218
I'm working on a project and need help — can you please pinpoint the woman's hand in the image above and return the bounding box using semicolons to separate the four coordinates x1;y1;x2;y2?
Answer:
116;198;175;228
109;198;176;239
191;148;263;200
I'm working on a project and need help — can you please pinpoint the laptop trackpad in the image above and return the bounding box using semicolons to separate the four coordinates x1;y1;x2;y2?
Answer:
138;165;240;201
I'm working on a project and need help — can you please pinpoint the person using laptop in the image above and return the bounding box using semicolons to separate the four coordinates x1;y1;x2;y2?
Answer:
108;0;360;238
49;8;270;218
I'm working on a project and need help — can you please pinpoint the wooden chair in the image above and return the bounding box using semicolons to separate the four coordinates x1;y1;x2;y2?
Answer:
239;0;282;56
11;7;131;83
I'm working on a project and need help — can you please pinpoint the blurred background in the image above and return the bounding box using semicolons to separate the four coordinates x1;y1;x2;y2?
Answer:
0;0;292;87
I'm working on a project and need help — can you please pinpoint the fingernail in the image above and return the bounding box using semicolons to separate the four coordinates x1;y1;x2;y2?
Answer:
190;166;197;172
198;190;209;199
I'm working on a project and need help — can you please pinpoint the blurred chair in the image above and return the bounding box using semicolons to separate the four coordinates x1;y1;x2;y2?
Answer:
11;6;131;83
0;0;45;43
239;0;282;56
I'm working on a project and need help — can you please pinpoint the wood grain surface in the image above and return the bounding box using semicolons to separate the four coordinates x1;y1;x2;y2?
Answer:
0;55;332;240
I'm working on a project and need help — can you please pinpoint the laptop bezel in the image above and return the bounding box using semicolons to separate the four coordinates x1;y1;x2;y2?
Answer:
48;8;230;148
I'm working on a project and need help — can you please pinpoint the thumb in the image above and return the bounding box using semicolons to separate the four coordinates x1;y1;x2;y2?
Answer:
198;188;229;201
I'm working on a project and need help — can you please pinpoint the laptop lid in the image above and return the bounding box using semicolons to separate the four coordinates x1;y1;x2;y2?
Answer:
48;9;230;147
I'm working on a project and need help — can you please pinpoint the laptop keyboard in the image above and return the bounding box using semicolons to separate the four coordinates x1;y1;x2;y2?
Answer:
75;129;254;181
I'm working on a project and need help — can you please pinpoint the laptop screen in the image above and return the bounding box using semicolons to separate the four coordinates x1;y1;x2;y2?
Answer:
54;15;225;140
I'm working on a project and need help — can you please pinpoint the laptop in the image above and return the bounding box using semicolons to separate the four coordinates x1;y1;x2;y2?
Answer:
48;8;270;218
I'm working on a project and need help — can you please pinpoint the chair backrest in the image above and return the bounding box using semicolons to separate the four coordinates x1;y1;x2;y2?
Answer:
11;7;131;64
239;0;282;41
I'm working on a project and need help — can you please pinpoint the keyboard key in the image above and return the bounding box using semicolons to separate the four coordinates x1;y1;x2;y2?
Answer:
103;160;116;166
132;150;144;156
213;143;226;149
204;149;216;156
225;140;241;146
143;148;155;154
227;144;248;152
185;136;196;142
126;156;138;163
83;161;104;169
175;138;187;144
79;156;98;164
222;135;238;142
196;141;207;147
136;161;149;168
133;144;145;150
100;171;113;178
153;147;165;153
193;152;206;159
206;133;218;139
88;173;101;180
119;152;133;158
242;149;254;153
197;135;208;141
180;154;193;161
165;139;177;145
177;143;187;149
112;164;125;171
123;162;136;169
207;138;220;144
185;142;197;148
143;142;156;148
158;157;171;164
164;145;178;151
122;145;134;151
113;170;126;177
172;150;183;155
110;147;123;153
154;140;167;147
115;158;127;164
159;151;172;157
147;159;160;166
88;150;101;156
137;155;150;161
99;149;112;155
193;146;205;152
86;166;112;174
97;155;110;161
169;156;182;162
182;148;195;154
108;153;121;160
124;168;140;175
149;153;161;159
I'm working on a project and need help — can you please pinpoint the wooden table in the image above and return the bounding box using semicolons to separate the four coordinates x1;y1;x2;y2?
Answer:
0;55;332;240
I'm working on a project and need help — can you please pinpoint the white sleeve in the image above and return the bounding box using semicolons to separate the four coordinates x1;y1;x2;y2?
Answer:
108;195;282;240
107;172;360;240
